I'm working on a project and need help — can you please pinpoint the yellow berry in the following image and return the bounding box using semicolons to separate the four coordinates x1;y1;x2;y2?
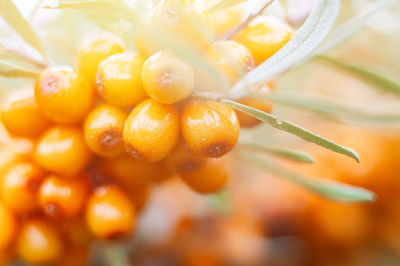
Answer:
234;16;294;66
1;89;51;138
142;50;194;104
78;35;125;86
0;201;19;250
123;99;180;162
35;66;94;124
34;126;92;177
236;97;272;128
181;100;239;157
165;140;206;174
212;5;243;36
86;185;136;239
84;104;127;157
97;53;147;108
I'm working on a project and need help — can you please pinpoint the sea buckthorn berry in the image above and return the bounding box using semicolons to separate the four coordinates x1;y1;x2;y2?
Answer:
34;126;92;177
165;140;206;174
78;35;125;86
0;201;19;250
130;184;150;212
1;163;44;214
84;104;127;157
39;175;91;219
55;247;90;266
86;185;136;239
234;16;294;66
181;158;228;193
142;50;194;104
123;99;179;162
96;53;146;108
236;98;272;128
1;89;51;138
35;66;94;124
181;100;239;158
212;5;243;36
17;219;64;264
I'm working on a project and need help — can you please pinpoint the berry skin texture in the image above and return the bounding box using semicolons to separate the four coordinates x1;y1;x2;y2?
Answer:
181;158;228;193
234;17;294;66
86;185;136;239
236;98;272;128
17;219;64;264
84;104;127;157
142;50;194;104
78;35;125;87
123;99;180;162
0;201;19;250
39;175;91;219
34;126;92;177
1;89;51;138
97;53;146;108
35;66;94;124
181;100;239;158
1;163;44;214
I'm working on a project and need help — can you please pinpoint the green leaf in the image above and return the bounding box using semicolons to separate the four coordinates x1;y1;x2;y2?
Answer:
315;0;397;54
229;0;340;98
239;151;375;203
239;141;315;163
317;55;400;97
222;99;360;162
208;0;247;12
0;0;47;59
0;60;40;78
257;93;400;124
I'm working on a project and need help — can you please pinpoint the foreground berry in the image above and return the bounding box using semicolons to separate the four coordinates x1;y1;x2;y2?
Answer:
0;201;19;250
123;99;180;162
35;66;94;124
181;100;239;157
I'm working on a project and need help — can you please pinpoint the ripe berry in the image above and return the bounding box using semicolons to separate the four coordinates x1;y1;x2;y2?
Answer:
34;126;92;177
123;99;179;162
86;185;136;239
96;53;146;108
17;219;64;264
0;201;19;250
142;50;194;104
39;175;91;219
78;35;125;86
234;16;294;66
181;100;239;157
181;158;228;193
1;89;51;138
35;66;94;124
84;104;127;157
1;162;44;213
165;140;206;174
236;98;272;128
212;5;243;36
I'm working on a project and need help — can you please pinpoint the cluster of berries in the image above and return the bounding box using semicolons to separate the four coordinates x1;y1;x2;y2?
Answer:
0;0;293;264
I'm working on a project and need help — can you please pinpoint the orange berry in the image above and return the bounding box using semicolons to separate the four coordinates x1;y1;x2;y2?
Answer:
34;126;92;177
61;219;93;247
123;99;179;162
55;247;89;266
39;175;91;219
96;53;146;108
78;35;125;86
165;140;206;174
234;16;294;66
181;158;228;193
236;98;272;128
0;201;19;250
1;162;44;214
86;185;136;239
142;50;194;104
17;219;64;264
1;89;51;138
129;184;150;212
181;100;239;157
84;104;127;157
35;66;94;124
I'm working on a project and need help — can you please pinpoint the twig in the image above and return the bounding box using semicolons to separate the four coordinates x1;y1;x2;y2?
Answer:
223;0;275;40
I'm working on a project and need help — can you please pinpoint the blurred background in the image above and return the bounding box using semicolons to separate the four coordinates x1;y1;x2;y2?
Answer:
1;0;400;265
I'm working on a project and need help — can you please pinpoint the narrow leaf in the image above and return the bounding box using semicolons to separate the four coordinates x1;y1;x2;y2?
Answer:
0;0;47;59
229;0;340;98
222;99;360;162
257;93;400;124
239;151;375;203
239;141;315;163
0;61;40;78
208;0;246;12
317;55;400;97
